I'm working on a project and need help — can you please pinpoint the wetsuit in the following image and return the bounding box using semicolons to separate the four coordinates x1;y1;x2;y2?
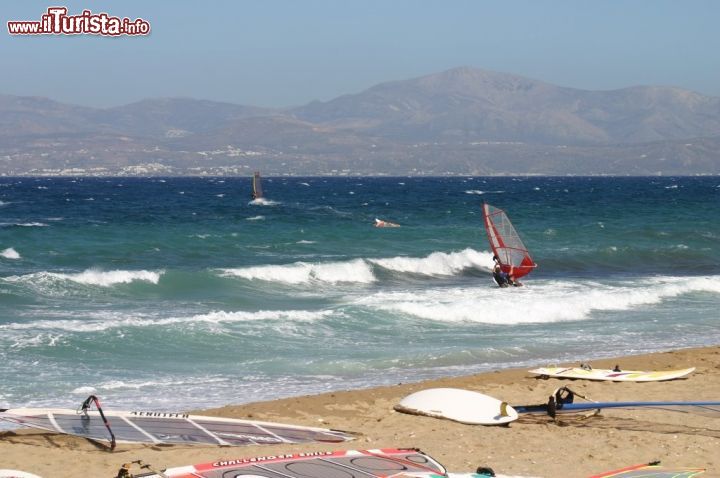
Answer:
493;269;510;287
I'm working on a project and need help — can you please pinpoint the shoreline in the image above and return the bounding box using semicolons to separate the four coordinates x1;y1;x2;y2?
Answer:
1;345;719;477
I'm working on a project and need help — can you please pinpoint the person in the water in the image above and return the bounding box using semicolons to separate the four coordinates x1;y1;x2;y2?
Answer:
492;256;522;287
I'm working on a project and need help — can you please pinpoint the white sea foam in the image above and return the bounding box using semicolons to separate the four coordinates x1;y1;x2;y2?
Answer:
464;190;504;195
91;376;229;392
12;222;48;227
220;259;376;284
56;269;163;286
356;275;720;325
246;215;265;221
71;386;97;395
249;198;279;206
370;248;494;276
189;309;331;324
297;240;316;244
1;247;20;259
3;269;163;289
1;309;332;334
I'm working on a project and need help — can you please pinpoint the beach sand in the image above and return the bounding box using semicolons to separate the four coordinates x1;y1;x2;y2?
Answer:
1;346;718;477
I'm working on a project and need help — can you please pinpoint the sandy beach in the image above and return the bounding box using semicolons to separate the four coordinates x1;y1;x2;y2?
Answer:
1;346;718;477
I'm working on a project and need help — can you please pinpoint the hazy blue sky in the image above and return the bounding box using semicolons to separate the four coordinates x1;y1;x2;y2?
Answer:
3;1;719;107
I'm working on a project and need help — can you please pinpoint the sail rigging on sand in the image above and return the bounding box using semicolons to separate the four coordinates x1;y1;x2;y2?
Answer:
0;396;354;450
482;203;536;279
513;387;720;419
133;448;447;478
252;172;264;199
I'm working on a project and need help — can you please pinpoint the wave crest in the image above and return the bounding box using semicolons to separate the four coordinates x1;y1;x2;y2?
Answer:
370;248;493;276
4;268;163;290
220;259;375;284
219;249;493;286
1;248;20;259
249;198;279;206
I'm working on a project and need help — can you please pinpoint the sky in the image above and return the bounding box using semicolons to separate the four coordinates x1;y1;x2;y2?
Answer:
2;0;719;108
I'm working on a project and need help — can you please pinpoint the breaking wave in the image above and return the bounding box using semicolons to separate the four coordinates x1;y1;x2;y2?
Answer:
1;248;20;259
218;249;494;285
369;248;493;276
249;198;279;206
220;259;376;284
3;269;164;291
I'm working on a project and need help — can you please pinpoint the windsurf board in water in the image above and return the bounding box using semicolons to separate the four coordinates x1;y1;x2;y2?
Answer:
0;407;354;448
134;448;446;478
394;388;517;425
375;218;400;228
0;472;42;478
529;366;695;382
588;462;705;477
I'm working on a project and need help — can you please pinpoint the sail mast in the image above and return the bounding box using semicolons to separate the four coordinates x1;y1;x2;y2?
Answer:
252;171;263;199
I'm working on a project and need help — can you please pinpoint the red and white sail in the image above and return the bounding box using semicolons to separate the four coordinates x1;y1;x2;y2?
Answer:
482;203;536;279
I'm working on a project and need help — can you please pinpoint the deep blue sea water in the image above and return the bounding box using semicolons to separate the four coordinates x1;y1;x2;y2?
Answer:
1;176;719;414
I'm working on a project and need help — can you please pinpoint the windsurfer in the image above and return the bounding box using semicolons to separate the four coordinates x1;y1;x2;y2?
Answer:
492;256;522;287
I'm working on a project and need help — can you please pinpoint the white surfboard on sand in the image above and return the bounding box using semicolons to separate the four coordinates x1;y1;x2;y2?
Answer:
528;366;695;382
0;471;42;478
394;388;517;425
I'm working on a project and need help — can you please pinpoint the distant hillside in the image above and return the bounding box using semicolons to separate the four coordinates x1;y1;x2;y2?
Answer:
101;98;275;138
293;67;720;145
1;67;719;176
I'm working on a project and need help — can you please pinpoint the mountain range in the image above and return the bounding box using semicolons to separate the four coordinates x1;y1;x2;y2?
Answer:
1;67;719;176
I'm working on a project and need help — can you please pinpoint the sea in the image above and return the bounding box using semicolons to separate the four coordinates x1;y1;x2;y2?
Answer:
1;176;719;416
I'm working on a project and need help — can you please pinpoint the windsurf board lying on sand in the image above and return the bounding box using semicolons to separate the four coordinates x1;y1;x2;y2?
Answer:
394;388;517;425
0;472;42;478
529;366;695;382
0;396;354;449
396;387;720;424
133;448;447;478
588;462;705;477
